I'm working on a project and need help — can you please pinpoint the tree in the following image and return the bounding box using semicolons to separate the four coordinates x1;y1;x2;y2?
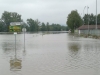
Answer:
34;19;40;31
56;24;61;31
21;22;29;32
27;18;39;32
66;26;69;31
97;14;100;25
27;18;35;32
46;22;50;31
41;22;46;31
83;13;95;25
89;14;95;25
67;10;82;33
1;11;22;32
10;12;22;22
61;26;68;31
83;13;100;25
83;14;88;25
0;20;6;32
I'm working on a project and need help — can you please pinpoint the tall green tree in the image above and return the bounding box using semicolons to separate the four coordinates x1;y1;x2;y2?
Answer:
83;14;88;25
83;13;95;25
66;26;69;31
67;10;82;33
0;20;6;32
41;22;46;31
21;22;29;32
61;26;67;31
27;19;39;32
1;11;22;32
34;19;40;31
97;14;100;25
83;13;100;25
46;22;50;31
56;24;61;31
27;18;35;32
89;14;95;25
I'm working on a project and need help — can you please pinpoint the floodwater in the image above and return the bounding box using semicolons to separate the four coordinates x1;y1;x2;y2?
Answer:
0;31;100;75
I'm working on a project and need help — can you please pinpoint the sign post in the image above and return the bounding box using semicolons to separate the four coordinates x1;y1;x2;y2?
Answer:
10;22;22;71
22;28;26;51
14;32;17;59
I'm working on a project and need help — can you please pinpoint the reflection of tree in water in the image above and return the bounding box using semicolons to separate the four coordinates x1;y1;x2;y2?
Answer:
2;42;22;71
2;42;15;56
68;42;81;56
69;42;81;51
2;42;14;51
67;42;81;69
2;41;22;52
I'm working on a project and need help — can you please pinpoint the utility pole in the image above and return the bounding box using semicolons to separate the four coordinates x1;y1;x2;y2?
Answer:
14;32;17;59
87;6;89;35
96;0;97;29
83;6;86;25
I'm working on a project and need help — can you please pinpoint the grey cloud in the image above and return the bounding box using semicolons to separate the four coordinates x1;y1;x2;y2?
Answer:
0;0;100;25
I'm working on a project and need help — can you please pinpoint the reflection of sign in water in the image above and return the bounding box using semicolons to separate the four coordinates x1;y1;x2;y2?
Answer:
10;58;22;71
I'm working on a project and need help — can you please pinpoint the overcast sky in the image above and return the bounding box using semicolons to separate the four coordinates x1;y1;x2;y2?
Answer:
0;0;100;25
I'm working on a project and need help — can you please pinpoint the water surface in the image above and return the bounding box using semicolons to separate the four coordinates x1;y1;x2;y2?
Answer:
0;32;100;75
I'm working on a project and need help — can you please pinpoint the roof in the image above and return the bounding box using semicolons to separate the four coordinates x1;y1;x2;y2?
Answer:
77;25;100;30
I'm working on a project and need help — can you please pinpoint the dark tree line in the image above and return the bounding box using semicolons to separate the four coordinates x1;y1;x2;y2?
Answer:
27;18;68;32
83;13;100;25
0;11;68;32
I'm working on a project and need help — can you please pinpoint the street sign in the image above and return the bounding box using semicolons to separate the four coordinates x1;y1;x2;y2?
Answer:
9;22;22;32
22;28;26;32
9;25;21;32
14;32;17;35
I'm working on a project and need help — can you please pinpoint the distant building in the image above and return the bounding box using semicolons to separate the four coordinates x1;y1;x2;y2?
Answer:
77;25;100;35
78;25;100;30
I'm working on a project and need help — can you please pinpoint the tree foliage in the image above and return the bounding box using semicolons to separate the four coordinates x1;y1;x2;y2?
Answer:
1;11;22;32
83;13;100;25
38;22;67;31
46;22;50;31
0;20;6;32
83;14;95;25
67;10;82;33
27;18;40;32
0;11;67;32
97;14;100;25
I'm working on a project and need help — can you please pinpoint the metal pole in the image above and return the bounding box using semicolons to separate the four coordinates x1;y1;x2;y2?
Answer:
23;22;25;51
96;0;97;29
83;6;86;25
87;6;89;35
15;34;16;59
24;28;25;50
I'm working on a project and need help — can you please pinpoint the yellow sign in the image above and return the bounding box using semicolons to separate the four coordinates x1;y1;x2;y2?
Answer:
9;25;21;32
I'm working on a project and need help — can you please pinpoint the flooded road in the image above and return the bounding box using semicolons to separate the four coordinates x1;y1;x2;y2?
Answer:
0;32;100;75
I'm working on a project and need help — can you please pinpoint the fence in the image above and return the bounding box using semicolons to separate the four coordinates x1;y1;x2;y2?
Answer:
78;29;100;36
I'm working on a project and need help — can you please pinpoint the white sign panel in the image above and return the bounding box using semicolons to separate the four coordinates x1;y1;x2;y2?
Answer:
10;22;22;26
22;28;26;32
14;32;17;35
